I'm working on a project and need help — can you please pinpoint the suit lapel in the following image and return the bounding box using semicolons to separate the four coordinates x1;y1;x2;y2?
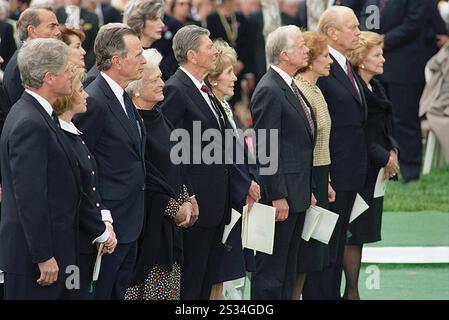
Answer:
268;68;314;141
23;93;81;191
97;75;142;156
176;70;221;130
330;55;363;105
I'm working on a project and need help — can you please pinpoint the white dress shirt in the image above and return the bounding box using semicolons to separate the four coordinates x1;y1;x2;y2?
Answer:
101;72;128;116
328;45;360;95
179;66;222;127
25;89;54;117
65;5;81;28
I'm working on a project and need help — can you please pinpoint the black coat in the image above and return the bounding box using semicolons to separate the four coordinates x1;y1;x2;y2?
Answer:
0;92;81;277
3;51;22;109
56;7;99;70
101;3;122;24
0;21;17;71
160;68;232;227
317;55;368;192
360;0;432;84
74;74;146;244
251;68;315;213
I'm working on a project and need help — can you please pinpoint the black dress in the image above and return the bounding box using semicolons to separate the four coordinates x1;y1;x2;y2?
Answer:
125;106;189;300
60;121;109;299
347;78;398;245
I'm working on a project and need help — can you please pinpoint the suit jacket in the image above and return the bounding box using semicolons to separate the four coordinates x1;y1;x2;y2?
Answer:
56;7;99;70
3;51;21;110
74;74;146;243
160;68;231;227
0;92;81;276
317;55;368;191
0;21;17;71
360;0;432;84
251;67;315;213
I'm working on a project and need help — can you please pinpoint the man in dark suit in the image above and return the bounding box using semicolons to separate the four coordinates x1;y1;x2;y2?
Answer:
0;39;81;299
312;6;367;300
74;24;147;300
0;21;17;71
3;7;61;114
250;25;316;300
160;25;233;299
56;0;99;69
360;0;432;183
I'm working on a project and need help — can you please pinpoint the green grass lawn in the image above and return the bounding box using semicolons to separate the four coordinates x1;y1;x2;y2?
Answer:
383;167;449;212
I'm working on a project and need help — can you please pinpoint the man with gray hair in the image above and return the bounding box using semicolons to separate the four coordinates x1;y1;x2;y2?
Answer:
311;6;367;300
3;7;61;111
74;23;147;300
250;25;315;299
160;24;233;299
0;38;81;299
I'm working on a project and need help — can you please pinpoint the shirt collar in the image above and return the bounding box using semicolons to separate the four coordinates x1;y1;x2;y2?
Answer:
101;72;124;101
59;118;82;135
271;65;294;87
25;89;54;117
328;45;348;74
179;66;206;91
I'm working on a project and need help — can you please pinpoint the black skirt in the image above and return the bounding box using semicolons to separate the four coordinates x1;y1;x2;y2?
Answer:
297;165;331;273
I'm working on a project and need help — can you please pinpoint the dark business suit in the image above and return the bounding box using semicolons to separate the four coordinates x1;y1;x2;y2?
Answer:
160;68;232;299
0;21;17;71
74;74;146;299
315;55;368;299
0;92;81;299
56;7;99;70
360;0;431;182
250;67;315;300
3;51;21;111
100;3;122;25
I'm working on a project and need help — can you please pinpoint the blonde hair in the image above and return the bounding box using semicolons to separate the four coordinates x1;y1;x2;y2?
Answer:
208;40;237;80
53;64;86;115
346;31;384;67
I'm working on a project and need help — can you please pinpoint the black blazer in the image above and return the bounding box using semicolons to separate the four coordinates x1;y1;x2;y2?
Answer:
56;7;99;70
62;129;108;254
3;51;22;110
0;21;17;71
317;55;368;192
74;74;146;244
360;0;432;84
251;68;315;213
0;92;81;276
160;68;231;227
362;78;398;168
101;3;123;24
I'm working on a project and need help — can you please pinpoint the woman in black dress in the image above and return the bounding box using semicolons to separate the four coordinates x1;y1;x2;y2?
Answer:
344;31;400;300
124;48;193;300
53;65;118;299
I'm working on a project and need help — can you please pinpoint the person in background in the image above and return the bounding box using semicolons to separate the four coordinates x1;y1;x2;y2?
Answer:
59;25;86;67
125;48;193;300
344;31;399;300
291;31;335;300
171;0;200;25
3;7;61;111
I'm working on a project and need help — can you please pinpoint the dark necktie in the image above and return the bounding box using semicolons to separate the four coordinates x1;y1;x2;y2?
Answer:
123;91;141;143
291;81;315;138
200;84;225;129
346;59;361;100
51;111;60;129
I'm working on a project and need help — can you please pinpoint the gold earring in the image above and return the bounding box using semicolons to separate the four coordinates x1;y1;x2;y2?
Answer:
212;82;218;86
360;64;365;70
135;92;140;97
